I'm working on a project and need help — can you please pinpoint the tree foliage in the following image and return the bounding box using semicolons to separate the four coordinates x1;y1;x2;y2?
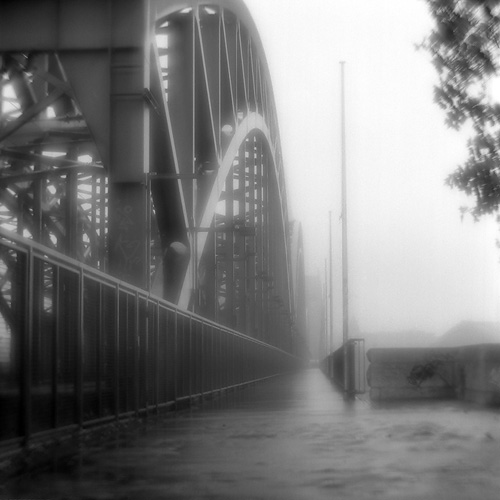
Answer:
421;0;500;220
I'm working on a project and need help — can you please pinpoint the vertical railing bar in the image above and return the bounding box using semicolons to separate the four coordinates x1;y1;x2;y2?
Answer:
218;329;222;390
197;320;201;396
233;333;236;387
134;291;139;415
144;297;149;412
195;320;199;396
189;316;192;398
114;283;120;420
192;318;196;396
167;307;172;405
22;246;34;445
201;322;205;396
155;299;159;412
97;282;103;418
163;307;168;405
100;176;107;271
192;319;196;397
207;325;212;393
52;265;59;429
222;328;226;389
174;309;178;404
198;320;201;396
211;325;215;393
218;327;222;391
76;267;84;429
233;334;236;387
221;329;225;389
225;331;229;389
214;327;218;392
123;293;128;413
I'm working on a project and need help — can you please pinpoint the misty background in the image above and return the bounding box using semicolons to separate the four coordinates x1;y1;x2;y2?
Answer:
245;0;500;358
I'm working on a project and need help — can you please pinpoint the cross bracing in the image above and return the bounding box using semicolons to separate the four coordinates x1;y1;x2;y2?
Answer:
0;0;305;355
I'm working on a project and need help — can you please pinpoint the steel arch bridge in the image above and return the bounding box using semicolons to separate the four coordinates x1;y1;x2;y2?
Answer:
0;0;306;444
0;0;304;347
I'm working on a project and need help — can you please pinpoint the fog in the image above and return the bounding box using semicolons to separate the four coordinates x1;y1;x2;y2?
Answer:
245;0;500;351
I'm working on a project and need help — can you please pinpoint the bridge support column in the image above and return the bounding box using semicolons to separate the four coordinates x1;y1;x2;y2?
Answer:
107;15;151;289
108;183;149;289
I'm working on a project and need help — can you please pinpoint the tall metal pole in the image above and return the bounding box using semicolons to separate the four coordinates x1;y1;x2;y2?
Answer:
324;258;329;354
340;61;351;395
340;61;348;347
328;210;333;353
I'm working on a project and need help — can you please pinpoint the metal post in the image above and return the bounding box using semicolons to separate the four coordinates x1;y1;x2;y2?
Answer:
247;137;256;338
328;211;333;353
324;259;328;355
340;61;350;394
97;283;103;418
155;299;160;411
236;142;246;331
76;267;84;427
340;61;348;347
225;166;234;328
173;309;178;404
52;266;59;428
22;247;34;444
263;154;270;343
114;283;120;420
255;145;264;340
134;291;139;414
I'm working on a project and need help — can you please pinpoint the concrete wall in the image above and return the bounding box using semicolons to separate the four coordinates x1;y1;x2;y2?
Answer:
367;344;500;406
458;344;500;405
367;348;458;401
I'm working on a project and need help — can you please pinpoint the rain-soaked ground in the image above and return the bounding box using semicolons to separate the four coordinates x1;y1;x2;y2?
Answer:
3;368;500;499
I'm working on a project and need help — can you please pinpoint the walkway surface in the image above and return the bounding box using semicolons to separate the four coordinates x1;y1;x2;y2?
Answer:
3;368;500;499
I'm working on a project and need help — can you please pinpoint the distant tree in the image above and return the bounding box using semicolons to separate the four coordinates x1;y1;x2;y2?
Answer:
421;0;500;221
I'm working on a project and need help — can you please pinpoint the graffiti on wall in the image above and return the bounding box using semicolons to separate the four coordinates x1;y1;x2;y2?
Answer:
407;357;454;389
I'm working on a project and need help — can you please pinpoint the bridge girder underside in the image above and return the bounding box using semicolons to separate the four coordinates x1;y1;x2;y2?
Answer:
0;0;299;353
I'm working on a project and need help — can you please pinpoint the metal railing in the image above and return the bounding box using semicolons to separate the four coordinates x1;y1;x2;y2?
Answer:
321;339;366;395
0;228;298;448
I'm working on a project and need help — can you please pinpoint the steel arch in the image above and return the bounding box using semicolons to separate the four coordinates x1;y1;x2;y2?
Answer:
0;0;298;352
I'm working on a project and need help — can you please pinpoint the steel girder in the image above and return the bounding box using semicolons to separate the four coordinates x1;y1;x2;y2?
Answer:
0;0;298;353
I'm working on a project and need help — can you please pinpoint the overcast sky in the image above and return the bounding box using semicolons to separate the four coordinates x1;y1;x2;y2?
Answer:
244;0;500;345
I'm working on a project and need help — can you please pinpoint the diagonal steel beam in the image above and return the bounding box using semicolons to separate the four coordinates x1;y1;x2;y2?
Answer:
0;87;69;144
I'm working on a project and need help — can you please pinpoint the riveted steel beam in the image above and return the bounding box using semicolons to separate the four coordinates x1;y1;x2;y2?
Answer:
0;0;300;355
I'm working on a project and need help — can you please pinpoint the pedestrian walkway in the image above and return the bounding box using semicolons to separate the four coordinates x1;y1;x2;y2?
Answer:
3;368;500;499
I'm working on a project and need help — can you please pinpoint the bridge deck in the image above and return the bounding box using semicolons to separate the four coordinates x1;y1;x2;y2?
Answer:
4;369;500;499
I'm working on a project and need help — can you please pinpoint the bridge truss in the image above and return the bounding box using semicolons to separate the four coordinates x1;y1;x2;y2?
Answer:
0;0;304;350
0;0;306;445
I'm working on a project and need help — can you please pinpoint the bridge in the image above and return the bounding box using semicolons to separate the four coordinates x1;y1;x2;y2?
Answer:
4;2;500;498
0;0;312;449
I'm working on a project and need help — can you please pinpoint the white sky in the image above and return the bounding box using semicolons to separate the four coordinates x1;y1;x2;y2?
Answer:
244;0;500;343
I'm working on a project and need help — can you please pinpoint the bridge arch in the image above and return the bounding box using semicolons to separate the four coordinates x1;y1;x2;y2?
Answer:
0;0;297;351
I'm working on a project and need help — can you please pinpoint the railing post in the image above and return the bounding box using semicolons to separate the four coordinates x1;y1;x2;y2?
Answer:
188;316;193;398
174;309;178;404
21;246;33;445
52;266;59;429
155;299;160;412
76;267;84;429
97;283;103;419
201;323;205;396
114;283;120;420
134;291;139;415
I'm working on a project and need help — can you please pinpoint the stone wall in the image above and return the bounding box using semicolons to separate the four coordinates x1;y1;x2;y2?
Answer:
367;347;458;401
458;344;500;405
367;344;500;405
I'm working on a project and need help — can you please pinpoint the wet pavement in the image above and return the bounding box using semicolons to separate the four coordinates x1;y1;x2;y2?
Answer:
3;368;500;499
